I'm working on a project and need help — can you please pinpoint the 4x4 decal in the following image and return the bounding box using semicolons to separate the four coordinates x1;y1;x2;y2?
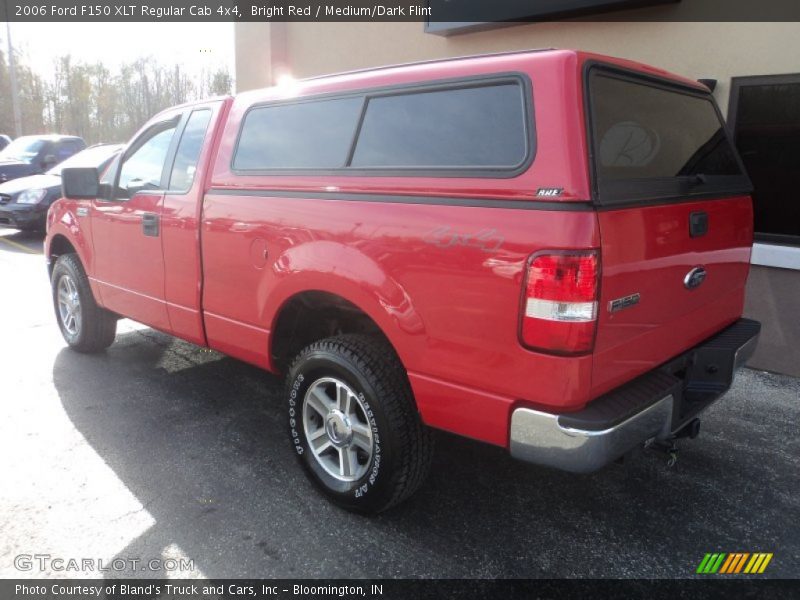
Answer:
424;225;504;252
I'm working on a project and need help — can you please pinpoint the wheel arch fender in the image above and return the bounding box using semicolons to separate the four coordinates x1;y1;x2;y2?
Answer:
45;200;93;275
265;241;426;367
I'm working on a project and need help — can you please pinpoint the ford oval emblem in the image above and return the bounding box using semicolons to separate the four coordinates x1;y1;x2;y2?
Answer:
684;266;707;290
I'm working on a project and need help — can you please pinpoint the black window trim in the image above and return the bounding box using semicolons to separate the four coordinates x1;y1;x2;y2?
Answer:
583;61;752;210
230;72;536;178
727;72;800;247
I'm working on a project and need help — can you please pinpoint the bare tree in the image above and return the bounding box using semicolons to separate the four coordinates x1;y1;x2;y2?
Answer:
0;48;46;135
1;50;233;144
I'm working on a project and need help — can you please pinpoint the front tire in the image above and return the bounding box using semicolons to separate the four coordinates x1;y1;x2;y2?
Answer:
51;253;117;353
286;334;433;514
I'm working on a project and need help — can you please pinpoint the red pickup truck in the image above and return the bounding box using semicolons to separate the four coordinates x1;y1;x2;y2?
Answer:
46;49;760;513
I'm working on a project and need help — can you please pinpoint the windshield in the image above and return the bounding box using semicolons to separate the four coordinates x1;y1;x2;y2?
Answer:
47;144;123;175
588;69;751;206
0;137;46;163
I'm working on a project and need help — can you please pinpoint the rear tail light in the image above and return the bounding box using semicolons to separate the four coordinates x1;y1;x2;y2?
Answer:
520;250;599;355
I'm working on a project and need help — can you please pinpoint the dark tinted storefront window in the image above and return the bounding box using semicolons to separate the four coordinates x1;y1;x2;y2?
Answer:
730;75;800;243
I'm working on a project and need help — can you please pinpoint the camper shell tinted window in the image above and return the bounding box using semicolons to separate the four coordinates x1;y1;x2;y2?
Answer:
232;75;534;177
587;66;751;206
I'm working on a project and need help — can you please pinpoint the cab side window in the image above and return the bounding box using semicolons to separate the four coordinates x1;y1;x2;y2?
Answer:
117;123;177;198
168;109;212;192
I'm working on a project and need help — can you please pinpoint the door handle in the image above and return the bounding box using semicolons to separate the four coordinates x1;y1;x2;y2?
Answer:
689;211;708;238
142;212;160;237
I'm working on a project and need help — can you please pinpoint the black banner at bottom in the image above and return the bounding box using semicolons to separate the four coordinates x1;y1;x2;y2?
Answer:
2;579;799;600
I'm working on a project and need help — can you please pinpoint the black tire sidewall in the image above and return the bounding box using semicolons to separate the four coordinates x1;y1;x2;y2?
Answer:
288;348;398;512
51;257;90;347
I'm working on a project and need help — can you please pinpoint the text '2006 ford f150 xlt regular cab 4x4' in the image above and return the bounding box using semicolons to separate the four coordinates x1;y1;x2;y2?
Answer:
46;49;760;513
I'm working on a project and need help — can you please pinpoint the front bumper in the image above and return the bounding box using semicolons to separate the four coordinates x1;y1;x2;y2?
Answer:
0;205;45;229
509;318;761;473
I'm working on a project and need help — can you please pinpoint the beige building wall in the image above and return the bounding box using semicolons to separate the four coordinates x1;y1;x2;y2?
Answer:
235;21;800;115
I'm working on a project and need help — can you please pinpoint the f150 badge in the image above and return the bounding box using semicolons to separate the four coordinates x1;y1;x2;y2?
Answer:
608;293;640;313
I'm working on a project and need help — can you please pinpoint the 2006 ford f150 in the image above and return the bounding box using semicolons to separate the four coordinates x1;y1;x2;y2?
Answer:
45;50;760;513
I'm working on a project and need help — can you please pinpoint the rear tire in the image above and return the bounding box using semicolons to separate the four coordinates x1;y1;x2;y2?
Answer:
51;253;117;353
286;334;433;514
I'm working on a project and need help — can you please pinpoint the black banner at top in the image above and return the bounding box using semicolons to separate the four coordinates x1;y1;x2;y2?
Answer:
1;0;800;22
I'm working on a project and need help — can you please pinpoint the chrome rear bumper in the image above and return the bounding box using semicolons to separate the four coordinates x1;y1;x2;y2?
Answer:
509;318;760;473
510;396;674;473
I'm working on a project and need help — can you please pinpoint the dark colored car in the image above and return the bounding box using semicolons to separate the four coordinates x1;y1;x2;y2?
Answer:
0;143;122;231
0;135;86;184
0;135;11;151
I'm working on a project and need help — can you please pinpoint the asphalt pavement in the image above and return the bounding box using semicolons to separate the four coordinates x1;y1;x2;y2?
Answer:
1;229;798;579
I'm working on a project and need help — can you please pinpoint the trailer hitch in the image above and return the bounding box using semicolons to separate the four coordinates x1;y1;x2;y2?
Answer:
645;418;701;468
647;438;680;467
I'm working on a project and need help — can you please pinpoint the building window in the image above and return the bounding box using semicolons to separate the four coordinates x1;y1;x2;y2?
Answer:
728;74;800;247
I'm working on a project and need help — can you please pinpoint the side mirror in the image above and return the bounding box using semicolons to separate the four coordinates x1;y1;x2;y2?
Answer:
62;167;100;200
125;178;148;196
123;177;160;198
42;154;58;169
